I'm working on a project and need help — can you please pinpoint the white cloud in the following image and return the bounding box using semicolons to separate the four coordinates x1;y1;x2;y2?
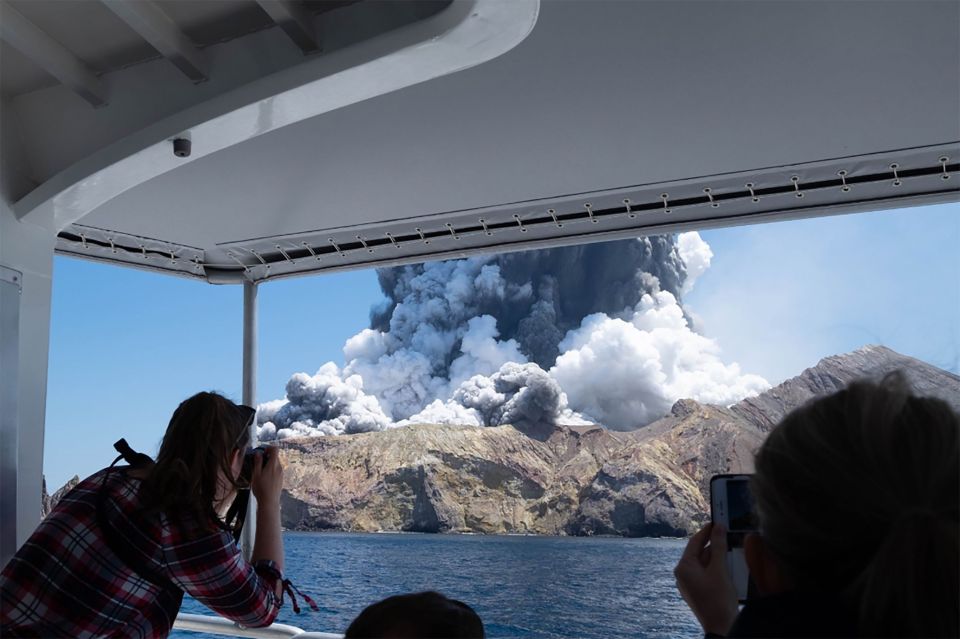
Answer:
677;231;712;294
448;315;527;390
551;289;769;430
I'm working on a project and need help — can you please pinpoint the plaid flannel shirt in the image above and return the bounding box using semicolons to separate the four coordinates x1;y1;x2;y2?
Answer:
0;468;282;638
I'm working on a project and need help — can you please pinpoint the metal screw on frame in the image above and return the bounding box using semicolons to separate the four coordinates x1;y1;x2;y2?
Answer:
890;163;902;187
108;238;117;254
356;235;374;253
248;249;268;267
548;208;563;228
169;249;177;266
328;238;346;258
513;214;528;232
386;232;402;249
584;203;598;224
302;242;321;261
248;249;270;274
276;244;296;264
939;156;951;180
660;193;671;214
445;223;460;240
790;176;804;198
745;183;759;202
623;199;636;219
139;244;148;259
703;187;718;208
837;170;850;192
416;228;430;245
226;250;251;274
479;219;492;236
80;233;88;249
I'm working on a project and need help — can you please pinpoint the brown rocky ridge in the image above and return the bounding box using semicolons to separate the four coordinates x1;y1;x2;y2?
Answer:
272;345;959;536
40;474;80;518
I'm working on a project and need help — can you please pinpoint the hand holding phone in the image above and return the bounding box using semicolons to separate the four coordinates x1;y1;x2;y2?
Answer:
674;522;739;636
710;474;759;603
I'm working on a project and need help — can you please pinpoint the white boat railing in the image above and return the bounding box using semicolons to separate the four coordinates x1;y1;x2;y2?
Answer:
173;613;343;639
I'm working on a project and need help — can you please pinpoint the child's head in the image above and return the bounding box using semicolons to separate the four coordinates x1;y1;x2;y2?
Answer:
345;591;484;638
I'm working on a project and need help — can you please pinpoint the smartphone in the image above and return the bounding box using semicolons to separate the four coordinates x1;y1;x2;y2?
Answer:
710;474;758;603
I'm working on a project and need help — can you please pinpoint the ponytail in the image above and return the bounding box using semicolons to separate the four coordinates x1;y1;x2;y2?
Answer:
855;510;959;637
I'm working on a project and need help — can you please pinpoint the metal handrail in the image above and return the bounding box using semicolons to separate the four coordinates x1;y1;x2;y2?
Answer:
173;613;343;639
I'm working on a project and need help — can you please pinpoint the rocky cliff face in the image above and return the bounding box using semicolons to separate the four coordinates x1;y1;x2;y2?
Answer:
279;420;713;537
41;475;80;518
731;345;960;431
278;346;959;536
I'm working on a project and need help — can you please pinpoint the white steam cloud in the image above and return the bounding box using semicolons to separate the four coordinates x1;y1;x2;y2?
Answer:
257;233;768;439
677;231;713;294
552;283;768;430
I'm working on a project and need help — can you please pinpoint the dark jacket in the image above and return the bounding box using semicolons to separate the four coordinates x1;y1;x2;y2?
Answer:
720;591;859;638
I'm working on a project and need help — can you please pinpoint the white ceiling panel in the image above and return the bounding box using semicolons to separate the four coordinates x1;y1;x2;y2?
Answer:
5;0;958;282
78;1;960;245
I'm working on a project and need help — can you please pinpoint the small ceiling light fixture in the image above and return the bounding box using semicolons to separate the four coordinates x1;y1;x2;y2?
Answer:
172;138;191;157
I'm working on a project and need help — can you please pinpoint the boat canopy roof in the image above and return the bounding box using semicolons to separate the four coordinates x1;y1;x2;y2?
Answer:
3;0;958;283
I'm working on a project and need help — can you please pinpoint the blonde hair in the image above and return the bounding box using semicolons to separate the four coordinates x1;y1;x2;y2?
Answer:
752;372;959;637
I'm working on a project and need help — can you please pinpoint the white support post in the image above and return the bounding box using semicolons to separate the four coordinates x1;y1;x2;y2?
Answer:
0;202;56;558
240;280;258;560
0;265;21;567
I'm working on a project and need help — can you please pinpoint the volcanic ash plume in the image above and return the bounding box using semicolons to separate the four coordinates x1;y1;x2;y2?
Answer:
257;233;768;439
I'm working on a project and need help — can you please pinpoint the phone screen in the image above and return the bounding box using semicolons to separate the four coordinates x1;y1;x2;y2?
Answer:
726;479;758;533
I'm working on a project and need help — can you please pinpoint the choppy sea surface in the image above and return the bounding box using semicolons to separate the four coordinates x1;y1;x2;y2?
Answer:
173;531;701;639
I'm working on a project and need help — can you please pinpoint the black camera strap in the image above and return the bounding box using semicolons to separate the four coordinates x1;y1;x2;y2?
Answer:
112;438;154;468
96;439;183;607
223;488;251;543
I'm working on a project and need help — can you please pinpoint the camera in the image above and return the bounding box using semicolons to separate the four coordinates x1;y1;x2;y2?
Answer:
239;446;267;485
172;137;191;157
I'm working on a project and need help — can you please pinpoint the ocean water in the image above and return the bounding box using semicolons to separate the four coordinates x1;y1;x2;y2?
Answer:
173;532;701;639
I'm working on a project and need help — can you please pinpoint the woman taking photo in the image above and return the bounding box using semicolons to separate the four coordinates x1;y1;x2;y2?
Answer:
1;391;286;637
675;374;959;638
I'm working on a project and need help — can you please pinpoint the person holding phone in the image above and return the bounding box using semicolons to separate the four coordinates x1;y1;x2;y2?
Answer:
674;373;958;638
1;392;287;638
708;474;758;604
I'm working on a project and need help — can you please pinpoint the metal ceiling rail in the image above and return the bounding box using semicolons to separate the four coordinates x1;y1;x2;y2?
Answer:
53;146;959;283
257;156;958;256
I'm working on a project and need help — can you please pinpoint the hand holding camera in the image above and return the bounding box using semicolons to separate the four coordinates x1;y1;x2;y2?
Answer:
246;446;284;506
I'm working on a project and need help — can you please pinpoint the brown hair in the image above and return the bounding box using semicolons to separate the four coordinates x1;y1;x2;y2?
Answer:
752;372;959;637
140;391;252;529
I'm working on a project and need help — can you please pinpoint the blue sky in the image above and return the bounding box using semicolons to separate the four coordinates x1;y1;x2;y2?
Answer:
685;202;960;382
43;202;959;489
